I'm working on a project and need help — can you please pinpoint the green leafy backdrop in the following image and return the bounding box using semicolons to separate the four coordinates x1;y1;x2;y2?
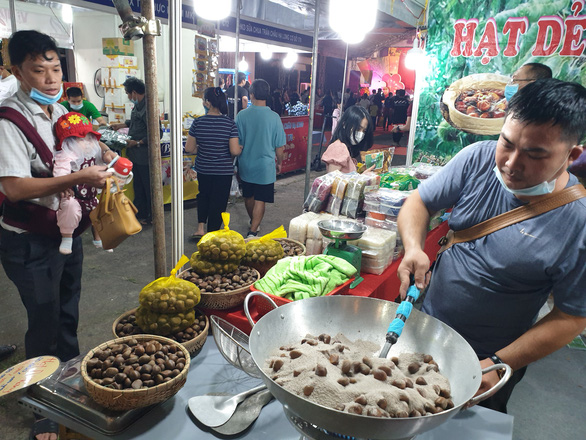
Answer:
415;0;586;162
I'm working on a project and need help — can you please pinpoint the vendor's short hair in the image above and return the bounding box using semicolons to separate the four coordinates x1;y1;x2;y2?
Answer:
237;72;246;84
523;63;552;80
507;78;586;144
250;79;270;101
330;105;374;159
123;77;146;95
66;87;83;98
8;30;59;67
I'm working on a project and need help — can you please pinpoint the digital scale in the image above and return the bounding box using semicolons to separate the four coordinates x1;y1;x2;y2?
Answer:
317;219;367;274
17;354;156;436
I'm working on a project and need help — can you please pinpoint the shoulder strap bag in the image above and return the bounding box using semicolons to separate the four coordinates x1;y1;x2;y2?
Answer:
438;184;586;254
90;177;142;250
0;106;93;237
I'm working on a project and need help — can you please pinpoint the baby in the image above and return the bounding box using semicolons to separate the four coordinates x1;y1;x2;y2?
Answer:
54;112;117;254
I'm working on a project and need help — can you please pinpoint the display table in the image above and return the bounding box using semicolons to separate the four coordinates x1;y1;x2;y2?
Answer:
20;334;513;440
202;222;450;335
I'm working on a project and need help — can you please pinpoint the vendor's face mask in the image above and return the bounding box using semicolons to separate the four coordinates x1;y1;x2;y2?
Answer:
70;102;83;110
30;86;63;105
493;151;569;196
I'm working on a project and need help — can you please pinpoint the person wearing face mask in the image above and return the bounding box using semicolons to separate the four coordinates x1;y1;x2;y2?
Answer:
321;105;374;173
61;86;108;127
397;79;586;415
504;62;552;102
0;30;113;440
110;77;154;225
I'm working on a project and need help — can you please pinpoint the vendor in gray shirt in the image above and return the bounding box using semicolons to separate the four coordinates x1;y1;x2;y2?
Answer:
397;79;586;414
110;77;152;224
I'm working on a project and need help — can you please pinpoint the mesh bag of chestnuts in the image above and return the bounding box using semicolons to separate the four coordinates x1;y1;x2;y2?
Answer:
137;256;201;336
242;225;287;265
196;213;246;262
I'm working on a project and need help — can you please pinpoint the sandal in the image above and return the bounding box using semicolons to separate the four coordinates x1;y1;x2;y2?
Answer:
0;344;16;361
30;417;59;440
190;233;204;241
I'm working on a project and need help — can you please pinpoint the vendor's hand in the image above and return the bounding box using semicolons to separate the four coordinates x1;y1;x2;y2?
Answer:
60;188;74;199
397;249;431;299
77;165;113;188
468;358;501;407
110;123;126;131
126;140;138;148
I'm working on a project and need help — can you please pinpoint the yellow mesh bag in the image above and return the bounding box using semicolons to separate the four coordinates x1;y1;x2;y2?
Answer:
242;226;287;264
135;306;196;336
138;256;201;313
197;213;246;261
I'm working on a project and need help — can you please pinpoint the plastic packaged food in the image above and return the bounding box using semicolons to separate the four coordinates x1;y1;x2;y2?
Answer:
360;147;395;174
303;171;340;213
365;217;398;232
305;238;323;255
242;226;287;266
288;212;320;243
412;162;443;180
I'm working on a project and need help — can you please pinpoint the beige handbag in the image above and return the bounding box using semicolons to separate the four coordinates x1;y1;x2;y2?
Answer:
90;177;142;250
438;184;586;254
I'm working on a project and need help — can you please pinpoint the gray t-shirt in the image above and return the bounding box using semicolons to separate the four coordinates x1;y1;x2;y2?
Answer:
418;140;586;357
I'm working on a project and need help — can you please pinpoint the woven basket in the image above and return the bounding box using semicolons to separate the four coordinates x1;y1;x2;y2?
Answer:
81;334;190;411
112;308;209;356
178;268;260;310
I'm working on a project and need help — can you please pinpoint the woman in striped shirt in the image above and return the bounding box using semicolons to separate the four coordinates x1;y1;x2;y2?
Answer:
185;87;242;239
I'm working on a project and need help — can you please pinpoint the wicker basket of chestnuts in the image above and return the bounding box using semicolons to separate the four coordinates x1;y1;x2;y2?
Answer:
112;308;209;355
178;266;260;310
81;334;190;411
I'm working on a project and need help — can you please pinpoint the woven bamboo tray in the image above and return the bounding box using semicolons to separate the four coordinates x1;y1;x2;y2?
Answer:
178;268;260;310
81;334;190;411
112;308;208;355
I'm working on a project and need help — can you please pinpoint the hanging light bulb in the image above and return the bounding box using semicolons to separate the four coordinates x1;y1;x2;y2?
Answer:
329;0;377;43
62;4;73;24
405;37;427;70
283;52;298;69
239;57;248;72
260;46;273;60
193;0;231;21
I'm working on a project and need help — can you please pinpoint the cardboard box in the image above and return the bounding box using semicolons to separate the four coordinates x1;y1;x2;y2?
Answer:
101;67;139;88
104;87;128;109
106;109;126;124
102;38;134;56
105;55;138;69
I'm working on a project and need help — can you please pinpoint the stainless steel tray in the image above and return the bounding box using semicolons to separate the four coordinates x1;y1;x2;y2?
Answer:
20;354;157;436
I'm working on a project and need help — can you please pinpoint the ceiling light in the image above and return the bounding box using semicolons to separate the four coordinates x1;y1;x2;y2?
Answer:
193;0;231;21
260;46;272;60
405;38;427;70
238;57;249;72
62;4;73;24
283;52;298;69
329;0;377;42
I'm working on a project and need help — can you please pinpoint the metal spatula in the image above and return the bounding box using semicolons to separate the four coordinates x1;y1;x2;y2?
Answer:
379;282;420;358
188;384;267;427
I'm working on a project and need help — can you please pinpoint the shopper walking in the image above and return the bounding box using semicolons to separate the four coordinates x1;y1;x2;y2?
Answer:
235;79;286;238
321;105;374;173
110;77;154;225
358;93;370;110
185;87;241;239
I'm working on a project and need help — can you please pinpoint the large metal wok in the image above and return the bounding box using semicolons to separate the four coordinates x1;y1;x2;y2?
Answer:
244;293;511;440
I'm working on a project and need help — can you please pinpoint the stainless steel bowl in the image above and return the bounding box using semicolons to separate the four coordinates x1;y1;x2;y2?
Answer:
317;219;367;240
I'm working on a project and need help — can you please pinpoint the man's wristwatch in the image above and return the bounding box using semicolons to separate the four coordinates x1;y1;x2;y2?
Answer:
490;354;506;379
